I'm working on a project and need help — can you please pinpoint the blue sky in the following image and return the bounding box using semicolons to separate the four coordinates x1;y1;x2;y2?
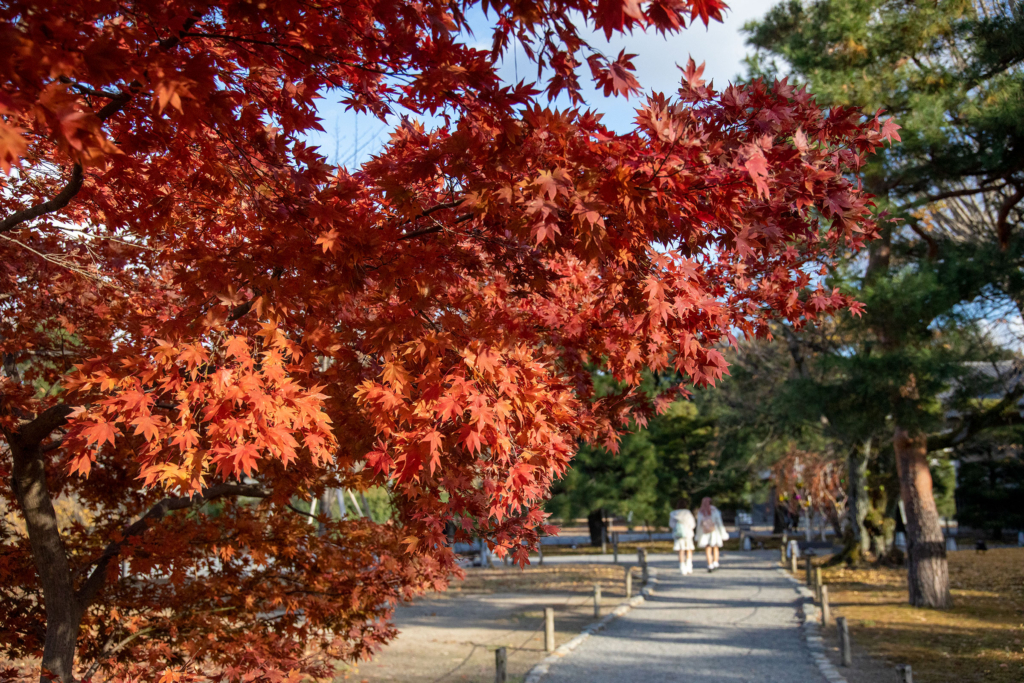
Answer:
306;0;771;168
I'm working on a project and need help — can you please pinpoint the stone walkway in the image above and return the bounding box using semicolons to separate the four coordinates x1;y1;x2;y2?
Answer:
540;551;826;683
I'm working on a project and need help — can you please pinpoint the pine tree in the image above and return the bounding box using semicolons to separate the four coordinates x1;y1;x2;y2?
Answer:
746;0;1024;607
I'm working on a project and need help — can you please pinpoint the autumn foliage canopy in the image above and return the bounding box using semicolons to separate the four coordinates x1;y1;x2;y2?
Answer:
0;0;894;680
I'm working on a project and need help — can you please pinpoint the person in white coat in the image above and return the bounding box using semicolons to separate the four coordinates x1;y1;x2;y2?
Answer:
669;501;696;575
696;496;728;572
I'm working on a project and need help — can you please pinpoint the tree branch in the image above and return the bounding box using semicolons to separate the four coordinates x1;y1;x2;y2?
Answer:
17;404;75;447
781;325;809;379
907;218;939;260
82;627;155;680
286;503;317;519
418;201;463;218
927;377;1024;451
399;213;473;241
76;483;270;607
57;76;121;101
2;351;20;381
997;184;1023;250
0;12;204;238
226;267;283;321
915;182;1001;207
0;164;84;235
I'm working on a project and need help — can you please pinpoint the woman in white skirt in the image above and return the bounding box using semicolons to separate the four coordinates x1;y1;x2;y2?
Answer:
696;497;728;572
669;503;696;575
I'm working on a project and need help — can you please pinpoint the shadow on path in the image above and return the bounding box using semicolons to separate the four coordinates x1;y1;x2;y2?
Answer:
541;551;825;683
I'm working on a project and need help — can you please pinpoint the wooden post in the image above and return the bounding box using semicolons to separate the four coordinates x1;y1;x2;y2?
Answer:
625;566;633;599
814;566;822;599
837;616;852;667
495;647;507;683
613;532;619;564
538;542;543;566
780;542;786;565
820;585;830;626
601;526;607;555
789;545;797;575
544;607;555;653
805;555;813;586
638;548;648;584
896;664;913;683
593;583;601;618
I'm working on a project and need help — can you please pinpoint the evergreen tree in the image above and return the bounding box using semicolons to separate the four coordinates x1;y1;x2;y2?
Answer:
746;0;1024;607
549;341;820;539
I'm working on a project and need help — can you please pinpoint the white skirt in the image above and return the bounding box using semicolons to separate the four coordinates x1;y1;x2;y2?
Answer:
697;529;726;548
673;537;695;551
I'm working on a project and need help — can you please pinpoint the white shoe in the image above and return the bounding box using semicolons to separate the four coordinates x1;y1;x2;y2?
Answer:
679;563;686;574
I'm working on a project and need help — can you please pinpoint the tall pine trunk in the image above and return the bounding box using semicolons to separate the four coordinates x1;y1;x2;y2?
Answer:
893;426;951;608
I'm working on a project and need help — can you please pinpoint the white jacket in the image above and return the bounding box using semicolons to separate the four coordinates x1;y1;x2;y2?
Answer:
669;508;696;539
696;506;729;548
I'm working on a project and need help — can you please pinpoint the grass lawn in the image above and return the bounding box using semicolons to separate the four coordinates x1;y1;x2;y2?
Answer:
808;547;1024;682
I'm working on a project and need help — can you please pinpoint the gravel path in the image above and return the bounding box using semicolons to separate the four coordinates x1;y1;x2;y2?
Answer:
540;551;826;683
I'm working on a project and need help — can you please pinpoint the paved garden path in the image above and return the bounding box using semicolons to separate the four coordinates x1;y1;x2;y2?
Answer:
540;551;825;683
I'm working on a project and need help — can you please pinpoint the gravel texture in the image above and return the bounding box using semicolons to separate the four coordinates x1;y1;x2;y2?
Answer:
539;551;829;683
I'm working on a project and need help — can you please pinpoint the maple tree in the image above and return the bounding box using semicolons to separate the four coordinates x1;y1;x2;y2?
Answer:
1;0;894;680
771;446;848;539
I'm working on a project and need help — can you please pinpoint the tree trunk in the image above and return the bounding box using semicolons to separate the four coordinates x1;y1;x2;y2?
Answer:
893;426;951;608
9;435;82;682
832;440;871;566
586;509;605;547
771;487;787;533
869;530;886;558
847;439;871;552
